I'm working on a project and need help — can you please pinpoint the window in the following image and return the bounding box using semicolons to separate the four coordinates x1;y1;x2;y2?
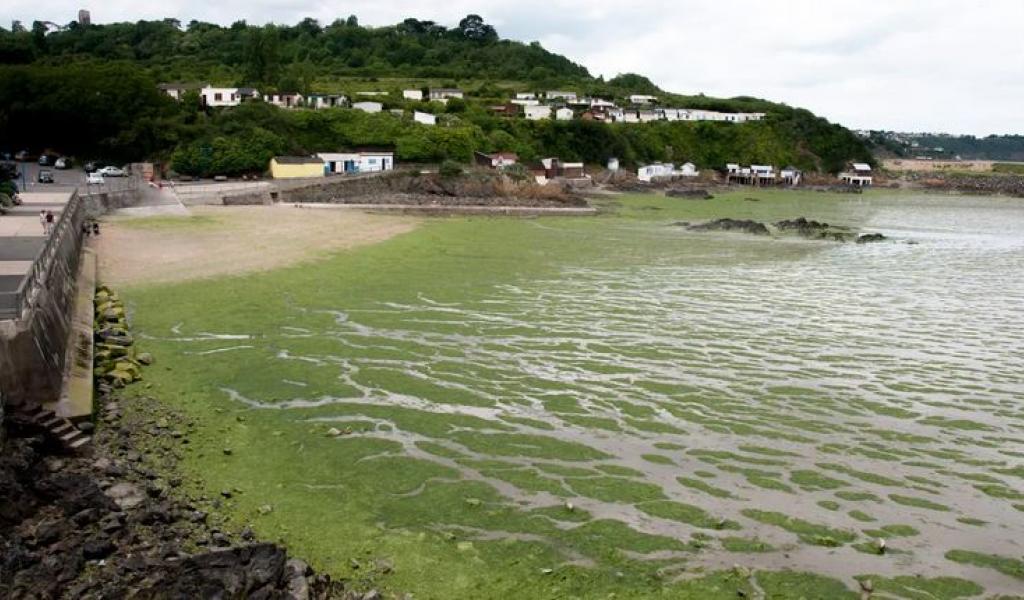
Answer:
214;93;223;101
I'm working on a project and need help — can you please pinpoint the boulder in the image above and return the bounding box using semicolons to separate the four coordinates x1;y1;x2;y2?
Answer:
688;218;770;236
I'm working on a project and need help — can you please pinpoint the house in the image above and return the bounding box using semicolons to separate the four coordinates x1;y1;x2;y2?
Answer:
510;98;540;106
474;152;519;169
726;164;776;185
638;110;660;123
356;91;388;97
629;94;658;105
545;91;577;102
265;92;304;109
403;89;424;101
839;163;873;186
555;107;574;121
567;97;592;107
236;88;261;102
317;150;395;174
200;86;256;107
638;163;676;182
524;105;552;120
515;92;536;100
307;94;346;109
590;98;616;109
490;103;520;118
607;158;620;172
781;166;802;185
270;156;324;179
561;162;586;179
622;110;640;123
157;83;199;101
429;88;464;101
679;162;699;177
413;111;436;126
352;101;383;114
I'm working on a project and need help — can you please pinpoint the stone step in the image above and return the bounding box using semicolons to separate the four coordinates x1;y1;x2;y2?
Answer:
41;416;64;429
67;436;92;451
51;422;75;435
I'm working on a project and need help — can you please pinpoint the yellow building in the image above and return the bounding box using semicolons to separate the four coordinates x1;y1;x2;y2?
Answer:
269;156;325;179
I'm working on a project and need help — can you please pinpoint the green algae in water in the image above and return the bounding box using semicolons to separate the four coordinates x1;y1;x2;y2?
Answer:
741;509;856;546
677;476;736;499
888;494;952;512
854;574;984;599
945;550;1024;580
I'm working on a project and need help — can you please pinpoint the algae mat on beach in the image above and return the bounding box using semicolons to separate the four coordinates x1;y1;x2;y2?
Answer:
121;191;1024;599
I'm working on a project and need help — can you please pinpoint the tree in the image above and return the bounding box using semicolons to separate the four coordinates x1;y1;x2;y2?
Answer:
242;26;281;88
456;15;497;42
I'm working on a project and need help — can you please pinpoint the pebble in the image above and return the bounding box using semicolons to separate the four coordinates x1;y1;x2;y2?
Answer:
222;448;233;456
241;526;255;541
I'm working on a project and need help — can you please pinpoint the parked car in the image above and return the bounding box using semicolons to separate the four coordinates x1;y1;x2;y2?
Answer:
83;161;98;173
37;170;54;183
14;150;31;161
97;166;126;177
86;173;104;185
55;157;72;169
38;154;56;166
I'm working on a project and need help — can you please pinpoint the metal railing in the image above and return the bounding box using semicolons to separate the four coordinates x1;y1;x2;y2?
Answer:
0;190;85;320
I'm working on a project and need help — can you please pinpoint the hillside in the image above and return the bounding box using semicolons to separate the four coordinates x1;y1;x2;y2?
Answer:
0;16;873;175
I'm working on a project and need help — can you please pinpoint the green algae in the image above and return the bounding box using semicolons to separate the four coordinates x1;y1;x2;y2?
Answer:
741;509;856;546
889;494;951;512
945;550;1024;580
677;476;736;499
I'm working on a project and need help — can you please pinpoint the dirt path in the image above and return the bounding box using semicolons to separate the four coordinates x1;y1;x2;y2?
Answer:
93;205;419;287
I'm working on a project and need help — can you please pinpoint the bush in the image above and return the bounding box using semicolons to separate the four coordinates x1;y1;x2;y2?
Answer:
439;160;463;178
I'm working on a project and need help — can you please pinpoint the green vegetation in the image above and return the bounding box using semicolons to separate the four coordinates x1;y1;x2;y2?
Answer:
0;17;872;172
741;509;856;546
863;524;919;538
888;494;951;512
853;575;984;600
945;550;1024;580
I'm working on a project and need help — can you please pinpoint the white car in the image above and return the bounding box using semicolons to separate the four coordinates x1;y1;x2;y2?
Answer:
97;166;126;177
86;173;105;185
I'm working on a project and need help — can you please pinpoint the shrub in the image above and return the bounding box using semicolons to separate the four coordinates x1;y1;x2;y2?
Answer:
439;160;463;178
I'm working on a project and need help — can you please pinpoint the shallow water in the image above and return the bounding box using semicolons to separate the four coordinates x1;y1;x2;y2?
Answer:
144;193;1024;596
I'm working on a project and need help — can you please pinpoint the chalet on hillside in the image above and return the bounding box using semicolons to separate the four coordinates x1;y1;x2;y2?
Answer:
839;163;873;186
475;152;519;169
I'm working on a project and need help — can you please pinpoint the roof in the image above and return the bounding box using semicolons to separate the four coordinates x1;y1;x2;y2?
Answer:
158;82;200;90
236;87;259;95
430;88;462;93
273;156;323;165
852;162;872;171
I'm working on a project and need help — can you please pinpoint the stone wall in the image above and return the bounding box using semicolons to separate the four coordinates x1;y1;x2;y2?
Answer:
0;193;88;412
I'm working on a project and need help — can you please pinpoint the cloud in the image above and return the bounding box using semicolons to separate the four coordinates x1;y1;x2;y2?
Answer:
4;0;1021;135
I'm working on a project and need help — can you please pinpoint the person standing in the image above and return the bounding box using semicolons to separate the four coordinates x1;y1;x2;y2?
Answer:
44;211;55;235
39;209;46;233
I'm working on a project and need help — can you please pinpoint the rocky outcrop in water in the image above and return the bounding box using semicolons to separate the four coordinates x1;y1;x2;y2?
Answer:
774;218;851;242
686;219;770;235
856;233;887;244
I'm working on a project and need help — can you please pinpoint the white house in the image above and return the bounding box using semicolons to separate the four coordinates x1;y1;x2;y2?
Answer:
475;152;519;169
629;94;658;104
840;163;873;186
403;89;424;101
307;94;346;109
607;157;620;172
515;92;536;100
510;98;540;107
413;111;437;126
622;111;640;123
356;91;388;97
590;98;616;109
638;110;660;123
555;107;574;121
638;163;676;182
317;150;395;174
525;105;553;120
429;88;464;101
200;86;260;107
781;166;802;185
352;101;383;114
265;93;304;109
679;162;699;177
545;90;577;102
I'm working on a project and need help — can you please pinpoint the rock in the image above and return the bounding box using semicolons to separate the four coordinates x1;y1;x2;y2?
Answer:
375;558;394;574
223;448;233;456
78;421;95;434
687;218;770;236
82;537;116;560
190;510;209;524
241;526;255;541
666;188;713;200
326;428;342;437
137;352;155;365
220;489;232;499
212;532;232;547
856;233;887;244
106;482;146;510
257;504;273;515
859;578;874;592
362;590;382;600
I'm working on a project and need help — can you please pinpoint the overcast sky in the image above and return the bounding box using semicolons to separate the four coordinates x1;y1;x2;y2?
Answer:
5;0;1022;135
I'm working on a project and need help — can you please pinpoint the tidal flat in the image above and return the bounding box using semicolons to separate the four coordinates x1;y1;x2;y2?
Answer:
118;191;1024;599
